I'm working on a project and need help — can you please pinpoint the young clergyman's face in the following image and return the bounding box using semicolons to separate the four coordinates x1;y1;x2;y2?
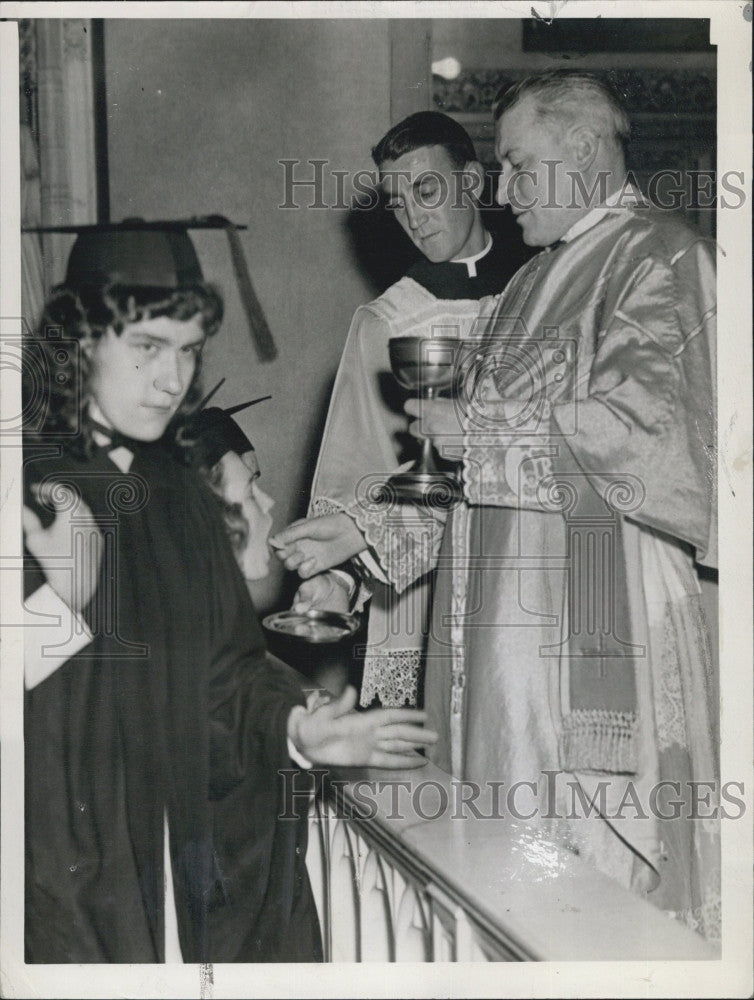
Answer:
89;315;205;441
380;144;487;263
218;449;275;581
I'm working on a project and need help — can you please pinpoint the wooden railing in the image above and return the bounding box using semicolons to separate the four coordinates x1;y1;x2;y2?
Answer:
304;761;718;963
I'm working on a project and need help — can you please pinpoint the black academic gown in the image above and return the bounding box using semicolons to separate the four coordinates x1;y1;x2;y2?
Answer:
24;442;321;963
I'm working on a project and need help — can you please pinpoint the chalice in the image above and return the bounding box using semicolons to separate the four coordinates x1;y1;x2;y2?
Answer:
385;336;467;506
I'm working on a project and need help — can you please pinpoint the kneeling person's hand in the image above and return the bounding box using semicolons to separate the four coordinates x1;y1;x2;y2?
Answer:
292;571;352;614
288;685;437;769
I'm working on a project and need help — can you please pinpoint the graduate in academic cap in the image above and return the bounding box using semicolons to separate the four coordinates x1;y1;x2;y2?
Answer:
21;223;437;964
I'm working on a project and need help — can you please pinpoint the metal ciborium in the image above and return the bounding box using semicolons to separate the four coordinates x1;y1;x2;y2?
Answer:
385;336;467;506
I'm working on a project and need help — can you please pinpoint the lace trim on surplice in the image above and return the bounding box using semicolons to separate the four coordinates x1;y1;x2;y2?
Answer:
345;495;444;596
311;496;343;518
669;890;722;943
310;496;371;611
359;648;422;708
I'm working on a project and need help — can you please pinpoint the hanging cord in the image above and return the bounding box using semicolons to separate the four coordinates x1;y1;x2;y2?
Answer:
212;215;278;362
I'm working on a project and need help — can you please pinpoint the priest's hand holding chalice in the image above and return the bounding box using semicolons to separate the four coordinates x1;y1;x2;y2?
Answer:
270;336;472;640
386;335;470;508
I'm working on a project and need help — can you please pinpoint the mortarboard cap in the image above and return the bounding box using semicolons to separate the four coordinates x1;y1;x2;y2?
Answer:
66;227;203;289
24;216;277;361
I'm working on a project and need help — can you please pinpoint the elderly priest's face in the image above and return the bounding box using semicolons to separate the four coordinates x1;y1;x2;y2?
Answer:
495;94;585;248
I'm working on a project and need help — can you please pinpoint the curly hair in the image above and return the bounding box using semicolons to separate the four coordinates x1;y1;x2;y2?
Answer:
23;281;223;456
196;452;250;558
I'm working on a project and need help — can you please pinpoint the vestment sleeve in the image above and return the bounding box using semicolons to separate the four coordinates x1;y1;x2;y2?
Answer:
344;494;446;596
551;240;716;566
461;238;716;567
310;302;445;595
310;303;409;512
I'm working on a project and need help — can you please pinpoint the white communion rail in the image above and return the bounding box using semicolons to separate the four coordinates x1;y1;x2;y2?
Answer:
303;761;718;963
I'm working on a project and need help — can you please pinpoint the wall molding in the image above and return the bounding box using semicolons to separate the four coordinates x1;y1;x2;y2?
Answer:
433;67;716;116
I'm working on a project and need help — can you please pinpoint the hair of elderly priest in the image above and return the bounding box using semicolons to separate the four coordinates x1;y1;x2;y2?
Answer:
494;70;631;155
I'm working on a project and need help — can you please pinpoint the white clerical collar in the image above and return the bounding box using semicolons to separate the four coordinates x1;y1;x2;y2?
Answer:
561;182;646;244
451;233;493;278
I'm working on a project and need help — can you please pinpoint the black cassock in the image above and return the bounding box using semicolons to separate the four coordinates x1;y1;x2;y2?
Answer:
24;442;321;963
